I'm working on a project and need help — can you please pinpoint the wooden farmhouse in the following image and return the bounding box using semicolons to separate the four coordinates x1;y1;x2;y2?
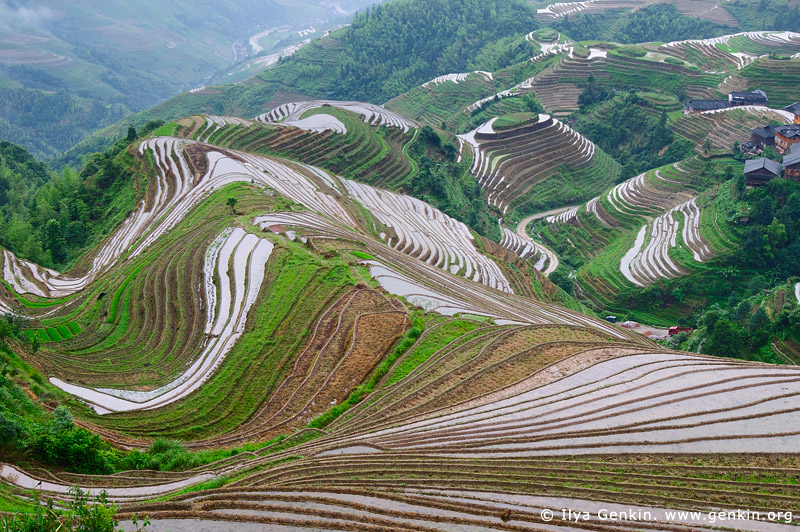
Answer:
750;124;800;153
729;90;768;107
743;157;783;187
775;125;800;154
785;146;800;180
687;99;729;113
751;125;781;149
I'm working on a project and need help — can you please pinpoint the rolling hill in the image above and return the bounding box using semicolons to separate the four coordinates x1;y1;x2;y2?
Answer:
3;117;800;531
3;2;800;530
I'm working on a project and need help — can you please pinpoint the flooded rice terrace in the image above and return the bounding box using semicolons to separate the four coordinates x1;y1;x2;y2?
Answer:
120;520;340;532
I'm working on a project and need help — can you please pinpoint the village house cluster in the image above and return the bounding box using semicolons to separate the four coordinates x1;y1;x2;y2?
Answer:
743;101;800;186
686;89;769;113
689;90;800;186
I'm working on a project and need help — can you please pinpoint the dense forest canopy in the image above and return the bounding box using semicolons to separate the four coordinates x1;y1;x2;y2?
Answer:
552;4;729;43
330;0;538;102
0;124;164;269
258;0;539;104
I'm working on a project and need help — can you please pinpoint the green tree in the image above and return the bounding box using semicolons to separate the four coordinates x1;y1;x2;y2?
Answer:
0;410;21;447
43;219;67;264
419;126;441;148
52;406;74;432
523;92;544;114
704;319;745;357
31;334;41;355
226;197;238;215
549;268;573;295
767;218;788;250
31;415;114;474
735;173;747;197
749;306;769;334
777;193;800;228
126;126;138;142
752;196;774;226
733;301;750;324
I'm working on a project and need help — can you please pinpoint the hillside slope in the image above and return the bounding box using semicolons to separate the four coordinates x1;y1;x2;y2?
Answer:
3;127;800;531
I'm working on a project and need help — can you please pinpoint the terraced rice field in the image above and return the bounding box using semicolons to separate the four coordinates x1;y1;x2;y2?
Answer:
499;227;545;271
536;0;739;25
1;181;794;526
548;158;702;232
340;351;800;455
51;228;275;414
343;180;512;292
1;130;645;448
671;106;793;152
7;326;800;531
738;56;800;108
188;109;417;190
457;114;619;214
620;198;712;287
385;71;496;131
6;25;800;530
659;33;771;72
728;31;800;58
529;52;723;118
540;157;734;305
536;0;597;19
422;71;493;88
258;100;416;133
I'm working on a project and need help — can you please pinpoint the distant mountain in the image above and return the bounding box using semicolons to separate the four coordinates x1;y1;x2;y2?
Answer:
0;0;381;158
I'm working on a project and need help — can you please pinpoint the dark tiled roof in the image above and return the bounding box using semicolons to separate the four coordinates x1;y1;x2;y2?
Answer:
730;90;768;101
785;150;800;167
688;99;728;110
776;125;800;139
751;125;780;138
783;102;800;115
744;157;783;176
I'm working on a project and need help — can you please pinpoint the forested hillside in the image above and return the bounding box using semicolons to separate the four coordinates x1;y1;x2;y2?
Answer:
318;0;538;102
0;127;158;270
552;4;729;43
574;90;694;181
0;87;130;160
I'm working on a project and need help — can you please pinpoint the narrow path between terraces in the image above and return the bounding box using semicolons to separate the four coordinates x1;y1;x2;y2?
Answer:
516;207;573;277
